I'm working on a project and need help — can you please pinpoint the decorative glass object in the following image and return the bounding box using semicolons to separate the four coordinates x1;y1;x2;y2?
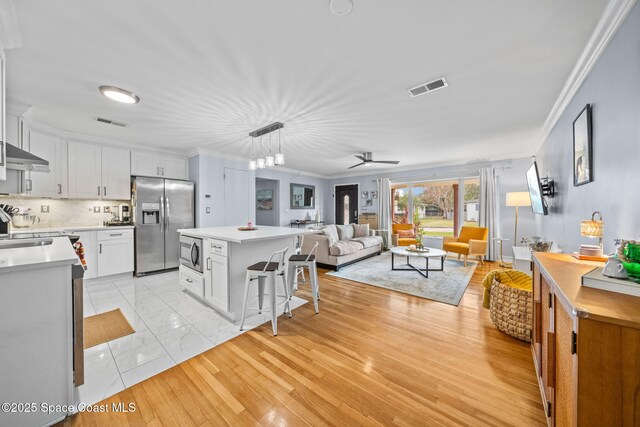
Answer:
624;243;640;263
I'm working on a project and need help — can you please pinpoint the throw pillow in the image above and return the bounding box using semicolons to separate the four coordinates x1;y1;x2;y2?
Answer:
336;224;354;241
397;229;415;238
353;223;370;238
322;224;339;244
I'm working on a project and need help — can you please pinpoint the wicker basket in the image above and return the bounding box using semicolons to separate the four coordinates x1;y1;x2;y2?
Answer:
489;279;532;343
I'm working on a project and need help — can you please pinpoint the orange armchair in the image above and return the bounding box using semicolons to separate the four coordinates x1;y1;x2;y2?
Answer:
392;223;419;247
443;226;488;266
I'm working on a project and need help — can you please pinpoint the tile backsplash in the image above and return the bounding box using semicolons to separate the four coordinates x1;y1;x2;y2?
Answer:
0;197;131;229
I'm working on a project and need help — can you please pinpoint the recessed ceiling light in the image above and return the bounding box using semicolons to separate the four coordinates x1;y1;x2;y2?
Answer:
99;85;140;104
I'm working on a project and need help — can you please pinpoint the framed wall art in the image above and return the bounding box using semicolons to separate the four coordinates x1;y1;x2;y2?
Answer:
573;104;592;186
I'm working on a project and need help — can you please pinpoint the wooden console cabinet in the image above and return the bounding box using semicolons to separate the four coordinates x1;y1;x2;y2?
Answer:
531;252;640;426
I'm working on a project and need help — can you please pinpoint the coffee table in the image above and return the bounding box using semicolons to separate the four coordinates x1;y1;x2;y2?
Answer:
390;246;446;278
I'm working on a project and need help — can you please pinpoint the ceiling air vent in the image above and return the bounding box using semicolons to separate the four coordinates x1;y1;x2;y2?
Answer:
408;77;448;97
96;117;126;127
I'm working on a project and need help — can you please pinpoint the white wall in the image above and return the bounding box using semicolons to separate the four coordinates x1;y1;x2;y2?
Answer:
255;167;327;227
534;2;640;254
189;155;256;227
189;155;328;228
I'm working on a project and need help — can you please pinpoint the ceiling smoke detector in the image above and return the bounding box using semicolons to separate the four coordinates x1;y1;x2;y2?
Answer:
95;117;127;127
330;0;353;16
409;77;448;97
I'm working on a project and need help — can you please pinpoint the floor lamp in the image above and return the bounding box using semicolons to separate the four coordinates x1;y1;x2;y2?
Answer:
506;192;532;247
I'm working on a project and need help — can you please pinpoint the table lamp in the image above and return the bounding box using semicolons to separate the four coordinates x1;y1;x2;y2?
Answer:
576;211;606;260
506;192;531;246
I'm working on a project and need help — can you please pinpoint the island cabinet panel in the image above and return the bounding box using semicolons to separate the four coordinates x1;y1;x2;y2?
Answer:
531;253;640;426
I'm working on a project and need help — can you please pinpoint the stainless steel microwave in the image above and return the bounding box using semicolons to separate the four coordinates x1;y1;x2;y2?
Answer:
179;235;203;273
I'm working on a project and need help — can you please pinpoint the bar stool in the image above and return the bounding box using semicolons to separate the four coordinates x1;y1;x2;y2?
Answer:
287;241;320;313
240;247;290;336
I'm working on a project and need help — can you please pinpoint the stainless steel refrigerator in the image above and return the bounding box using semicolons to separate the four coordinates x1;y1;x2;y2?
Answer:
132;177;194;276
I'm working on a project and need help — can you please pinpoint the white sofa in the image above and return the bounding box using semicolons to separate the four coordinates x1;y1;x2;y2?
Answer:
301;224;383;271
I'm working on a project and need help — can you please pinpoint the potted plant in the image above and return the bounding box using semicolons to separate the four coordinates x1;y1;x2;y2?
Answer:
413;206;424;249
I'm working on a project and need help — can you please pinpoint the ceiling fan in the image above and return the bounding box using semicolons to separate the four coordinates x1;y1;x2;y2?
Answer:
348;152;400;169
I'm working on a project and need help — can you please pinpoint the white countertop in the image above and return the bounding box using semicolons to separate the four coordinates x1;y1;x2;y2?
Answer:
0;236;79;273
178;226;317;243
8;225;134;234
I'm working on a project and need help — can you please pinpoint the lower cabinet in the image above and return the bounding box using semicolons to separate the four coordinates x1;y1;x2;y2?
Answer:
180;265;205;298
531;253;640;426
73;229;134;279
204;252;229;312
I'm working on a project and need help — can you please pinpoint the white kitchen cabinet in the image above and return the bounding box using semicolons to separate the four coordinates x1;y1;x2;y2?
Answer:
96;229;134;277
68;141;131;200
131;151;188;180
101;146;131;199
71;229;134;279
68;141;102;199
130;151;160;177
205;253;229;311
74;230;98;279
24;130;68;197
161;157;188;180
97;239;133;277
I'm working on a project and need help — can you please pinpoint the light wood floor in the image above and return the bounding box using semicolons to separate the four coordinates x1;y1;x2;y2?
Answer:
61;261;546;426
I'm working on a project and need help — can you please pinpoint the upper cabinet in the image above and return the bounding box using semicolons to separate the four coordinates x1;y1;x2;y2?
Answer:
68;141;131;200
131;151;188;180
24;130;68;198
101;147;131;199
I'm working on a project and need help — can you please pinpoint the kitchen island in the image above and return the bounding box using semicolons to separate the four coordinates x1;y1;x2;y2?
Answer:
177;226;317;321
0;237;78;427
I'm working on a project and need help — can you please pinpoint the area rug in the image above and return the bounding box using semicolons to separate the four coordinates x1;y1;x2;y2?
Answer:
84;308;135;349
327;252;477;306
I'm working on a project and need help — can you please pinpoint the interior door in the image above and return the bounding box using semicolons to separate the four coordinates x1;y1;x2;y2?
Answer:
165;179;194;269
335;184;358;225
224;168;251;226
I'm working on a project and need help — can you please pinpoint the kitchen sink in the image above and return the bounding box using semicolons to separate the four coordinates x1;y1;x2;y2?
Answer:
0;238;54;249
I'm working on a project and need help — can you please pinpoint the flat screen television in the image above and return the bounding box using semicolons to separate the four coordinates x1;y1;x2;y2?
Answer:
526;161;548;215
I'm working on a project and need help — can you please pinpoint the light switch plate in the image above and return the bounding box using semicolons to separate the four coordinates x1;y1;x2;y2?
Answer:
93;206;101;213
41;205;50;213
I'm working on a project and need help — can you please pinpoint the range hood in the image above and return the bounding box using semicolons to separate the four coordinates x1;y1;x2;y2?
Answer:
4;143;50;172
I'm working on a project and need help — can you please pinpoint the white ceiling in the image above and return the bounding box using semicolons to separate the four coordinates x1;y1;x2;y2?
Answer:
6;0;610;176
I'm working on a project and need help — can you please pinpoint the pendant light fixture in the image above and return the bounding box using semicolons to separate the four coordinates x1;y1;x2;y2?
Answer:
248;136;257;170
265;132;275;167
256;135;266;169
248;122;284;169
275;128;285;165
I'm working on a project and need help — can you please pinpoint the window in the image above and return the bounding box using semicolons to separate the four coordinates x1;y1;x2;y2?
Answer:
343;195;350;225
463;178;480;229
391;184;409;223
411;180;457;237
391;177;480;238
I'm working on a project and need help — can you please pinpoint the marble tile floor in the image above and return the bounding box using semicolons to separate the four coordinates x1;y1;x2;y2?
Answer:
74;270;306;407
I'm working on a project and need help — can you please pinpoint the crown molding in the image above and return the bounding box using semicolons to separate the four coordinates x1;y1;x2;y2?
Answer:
0;0;21;50
19;114;189;158
533;0;637;155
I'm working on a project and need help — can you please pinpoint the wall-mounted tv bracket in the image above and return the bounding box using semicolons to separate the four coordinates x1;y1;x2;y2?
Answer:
541;178;555;198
